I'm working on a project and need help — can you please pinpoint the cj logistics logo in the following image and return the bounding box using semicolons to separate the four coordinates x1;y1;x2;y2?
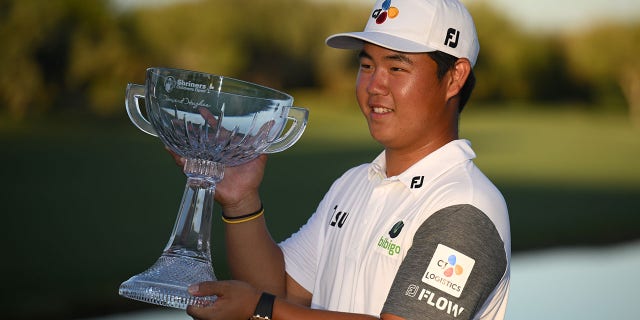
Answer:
371;0;399;24
422;244;475;298
443;254;464;277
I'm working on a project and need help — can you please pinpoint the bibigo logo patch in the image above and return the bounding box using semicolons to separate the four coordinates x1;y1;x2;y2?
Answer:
422;244;475;298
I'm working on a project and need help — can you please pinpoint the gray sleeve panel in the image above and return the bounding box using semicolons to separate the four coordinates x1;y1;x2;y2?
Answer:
382;204;507;320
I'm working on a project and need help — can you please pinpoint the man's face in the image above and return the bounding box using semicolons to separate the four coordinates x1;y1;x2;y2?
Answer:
356;43;454;153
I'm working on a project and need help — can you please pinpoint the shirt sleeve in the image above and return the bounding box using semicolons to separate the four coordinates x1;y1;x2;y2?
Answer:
278;164;367;295
279;207;324;294
382;204;507;320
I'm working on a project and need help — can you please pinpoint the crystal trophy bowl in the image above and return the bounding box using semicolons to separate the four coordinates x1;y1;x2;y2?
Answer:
119;67;308;309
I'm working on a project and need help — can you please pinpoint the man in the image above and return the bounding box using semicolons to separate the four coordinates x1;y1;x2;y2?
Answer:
185;0;511;319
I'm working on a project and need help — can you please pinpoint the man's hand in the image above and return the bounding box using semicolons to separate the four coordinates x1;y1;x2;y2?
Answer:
187;280;262;320
213;154;266;215
165;147;266;216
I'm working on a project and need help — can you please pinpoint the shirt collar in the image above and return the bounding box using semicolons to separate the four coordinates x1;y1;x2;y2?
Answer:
368;152;388;181
367;139;477;192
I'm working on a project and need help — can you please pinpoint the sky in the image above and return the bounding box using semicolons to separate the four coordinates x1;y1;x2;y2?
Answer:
481;0;640;32
112;0;640;32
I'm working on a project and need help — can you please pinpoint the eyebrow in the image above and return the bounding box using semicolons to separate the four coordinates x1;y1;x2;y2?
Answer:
358;49;414;65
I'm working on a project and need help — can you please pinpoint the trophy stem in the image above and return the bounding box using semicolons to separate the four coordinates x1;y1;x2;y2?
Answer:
119;159;224;309
164;159;223;259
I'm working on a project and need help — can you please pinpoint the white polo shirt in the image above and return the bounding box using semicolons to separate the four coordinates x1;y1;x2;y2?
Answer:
280;140;511;319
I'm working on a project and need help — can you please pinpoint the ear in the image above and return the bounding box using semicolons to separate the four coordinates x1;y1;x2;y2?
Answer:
445;58;471;101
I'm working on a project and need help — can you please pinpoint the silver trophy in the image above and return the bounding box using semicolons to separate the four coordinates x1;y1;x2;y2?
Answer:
119;67;308;309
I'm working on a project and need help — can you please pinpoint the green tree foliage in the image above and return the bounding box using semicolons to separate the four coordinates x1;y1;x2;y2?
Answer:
0;0;140;118
468;3;588;104
0;0;366;119
123;0;365;90
563;22;640;123
0;0;634;120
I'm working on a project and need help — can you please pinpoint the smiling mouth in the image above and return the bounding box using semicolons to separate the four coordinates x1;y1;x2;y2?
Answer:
372;107;393;114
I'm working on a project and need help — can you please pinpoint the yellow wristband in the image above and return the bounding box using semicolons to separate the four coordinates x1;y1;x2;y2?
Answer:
221;207;264;224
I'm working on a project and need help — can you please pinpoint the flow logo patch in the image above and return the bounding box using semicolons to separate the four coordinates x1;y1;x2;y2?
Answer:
422;244;475;298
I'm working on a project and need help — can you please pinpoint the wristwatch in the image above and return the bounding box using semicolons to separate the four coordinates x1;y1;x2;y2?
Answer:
250;292;276;320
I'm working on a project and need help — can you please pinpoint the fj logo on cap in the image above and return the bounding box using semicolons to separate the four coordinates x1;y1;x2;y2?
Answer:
371;0;399;24
445;28;460;48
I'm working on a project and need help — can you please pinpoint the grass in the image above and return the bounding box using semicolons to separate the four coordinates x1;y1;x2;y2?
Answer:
1;100;639;319
459;106;640;188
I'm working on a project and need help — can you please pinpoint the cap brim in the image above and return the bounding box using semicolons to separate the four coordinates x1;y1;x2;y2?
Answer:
326;31;437;53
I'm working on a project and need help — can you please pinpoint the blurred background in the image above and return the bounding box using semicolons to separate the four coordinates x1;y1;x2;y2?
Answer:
1;0;638;319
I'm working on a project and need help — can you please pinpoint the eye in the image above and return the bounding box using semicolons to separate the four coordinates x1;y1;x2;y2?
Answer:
359;61;373;71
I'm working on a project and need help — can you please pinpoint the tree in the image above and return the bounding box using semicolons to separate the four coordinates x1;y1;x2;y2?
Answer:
0;0;139;118
468;3;591;105
126;0;366;92
564;22;640;124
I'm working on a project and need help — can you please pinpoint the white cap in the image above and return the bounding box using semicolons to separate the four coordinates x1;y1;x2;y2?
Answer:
326;0;480;67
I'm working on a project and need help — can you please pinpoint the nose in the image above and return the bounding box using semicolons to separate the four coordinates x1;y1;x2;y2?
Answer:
365;69;389;96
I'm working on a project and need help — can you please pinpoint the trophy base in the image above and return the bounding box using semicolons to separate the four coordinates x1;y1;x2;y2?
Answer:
119;254;217;309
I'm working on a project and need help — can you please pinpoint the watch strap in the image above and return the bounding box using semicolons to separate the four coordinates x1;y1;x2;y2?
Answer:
252;292;276;319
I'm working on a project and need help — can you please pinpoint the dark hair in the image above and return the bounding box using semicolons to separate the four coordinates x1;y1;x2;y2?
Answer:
426;51;476;112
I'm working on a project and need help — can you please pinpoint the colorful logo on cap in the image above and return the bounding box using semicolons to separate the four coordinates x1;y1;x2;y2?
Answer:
371;0;399;24
443;254;464;277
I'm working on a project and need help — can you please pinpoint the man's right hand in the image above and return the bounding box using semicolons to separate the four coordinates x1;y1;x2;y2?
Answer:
165;147;266;217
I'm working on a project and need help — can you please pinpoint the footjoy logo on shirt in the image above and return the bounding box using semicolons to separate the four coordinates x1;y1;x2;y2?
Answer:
422;244;475;298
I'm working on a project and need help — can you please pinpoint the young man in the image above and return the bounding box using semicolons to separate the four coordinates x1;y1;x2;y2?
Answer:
185;0;511;319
